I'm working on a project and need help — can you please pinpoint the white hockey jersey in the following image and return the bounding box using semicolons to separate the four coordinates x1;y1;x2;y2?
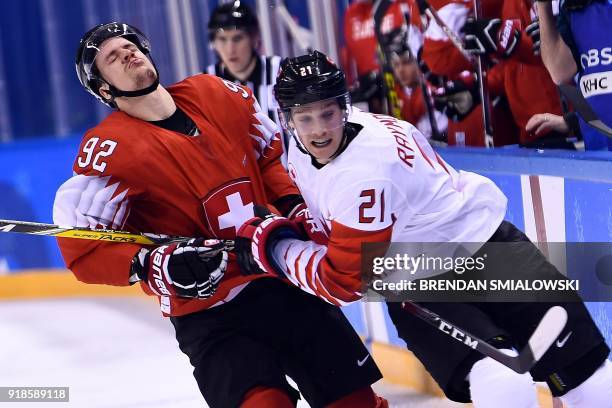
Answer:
274;108;507;305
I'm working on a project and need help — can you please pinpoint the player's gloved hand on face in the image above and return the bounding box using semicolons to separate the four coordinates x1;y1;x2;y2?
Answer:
235;205;303;276
462;17;520;58
131;238;228;299
287;203;329;245
433;71;481;121
525;19;540;55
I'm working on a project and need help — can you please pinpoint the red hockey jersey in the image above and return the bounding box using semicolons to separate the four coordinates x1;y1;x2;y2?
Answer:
53;74;297;316
421;0;562;143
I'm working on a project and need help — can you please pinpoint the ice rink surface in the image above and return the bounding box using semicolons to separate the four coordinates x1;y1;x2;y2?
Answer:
0;297;464;408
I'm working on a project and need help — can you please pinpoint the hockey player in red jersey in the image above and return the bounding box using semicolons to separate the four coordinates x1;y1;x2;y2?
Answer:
382;26;448;139
422;0;566;147
461;0;569;147
236;51;612;407
54;23;389;408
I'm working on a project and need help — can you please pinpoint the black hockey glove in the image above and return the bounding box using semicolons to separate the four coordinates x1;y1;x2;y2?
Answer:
433;73;481;121
131;238;228;299
349;71;384;104
463;17;520;58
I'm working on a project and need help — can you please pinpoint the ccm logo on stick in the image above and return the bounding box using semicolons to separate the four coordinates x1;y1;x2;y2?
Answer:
438;320;479;349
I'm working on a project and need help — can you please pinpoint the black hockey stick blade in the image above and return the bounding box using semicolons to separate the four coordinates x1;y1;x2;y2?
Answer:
559;84;612;138
401;302;568;373
0;218;234;249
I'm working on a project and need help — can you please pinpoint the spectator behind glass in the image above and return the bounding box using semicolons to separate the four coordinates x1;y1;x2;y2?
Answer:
384;28;448;140
419;0;521;147
537;0;612;151
459;0;570;148
343;0;422;114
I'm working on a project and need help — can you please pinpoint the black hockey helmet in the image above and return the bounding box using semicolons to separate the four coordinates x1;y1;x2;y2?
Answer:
274;51;351;159
76;22;159;108
208;1;259;41
382;27;412;60
274;50;349;110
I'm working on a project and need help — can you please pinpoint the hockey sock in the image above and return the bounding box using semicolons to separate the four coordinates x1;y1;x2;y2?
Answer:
559;359;612;407
240;386;295;408
469;349;539;408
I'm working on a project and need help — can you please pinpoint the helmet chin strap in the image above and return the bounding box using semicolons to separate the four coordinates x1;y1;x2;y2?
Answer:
107;66;160;99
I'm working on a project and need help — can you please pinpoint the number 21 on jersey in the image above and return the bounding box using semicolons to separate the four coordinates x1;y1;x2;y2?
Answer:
359;189;385;224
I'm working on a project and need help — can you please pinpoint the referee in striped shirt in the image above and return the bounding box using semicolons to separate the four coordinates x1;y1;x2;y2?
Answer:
206;1;287;166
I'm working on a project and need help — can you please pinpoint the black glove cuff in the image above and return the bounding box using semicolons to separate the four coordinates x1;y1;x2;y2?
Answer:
129;248;150;284
272;195;305;218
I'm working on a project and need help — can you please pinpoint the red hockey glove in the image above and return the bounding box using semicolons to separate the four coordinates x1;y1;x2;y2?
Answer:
131;238;228;299
287;202;329;245
463;17;520;58
235;205;303;276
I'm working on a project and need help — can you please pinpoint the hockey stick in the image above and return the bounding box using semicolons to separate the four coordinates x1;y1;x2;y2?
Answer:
373;0;403;119
558;84;612;138
401;302;568;373
0;219;234;248
416;0;494;147
276;4;313;53
395;3;445;142
470;0;494;147
3;216;566;372
416;0;472;60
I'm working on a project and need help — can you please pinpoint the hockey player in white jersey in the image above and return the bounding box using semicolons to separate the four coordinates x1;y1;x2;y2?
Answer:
235;51;612;407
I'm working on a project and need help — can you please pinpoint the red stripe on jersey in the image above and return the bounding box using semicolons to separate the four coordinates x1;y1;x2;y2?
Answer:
304;250;320;294
291;248;307;289
320;222;393;303
276;221;394;304
308;251;345;306
412;133;435;170
435;152;451;175
313;271;342;306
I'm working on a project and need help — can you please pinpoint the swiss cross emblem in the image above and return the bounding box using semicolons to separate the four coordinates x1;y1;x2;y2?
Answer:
202;178;255;239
